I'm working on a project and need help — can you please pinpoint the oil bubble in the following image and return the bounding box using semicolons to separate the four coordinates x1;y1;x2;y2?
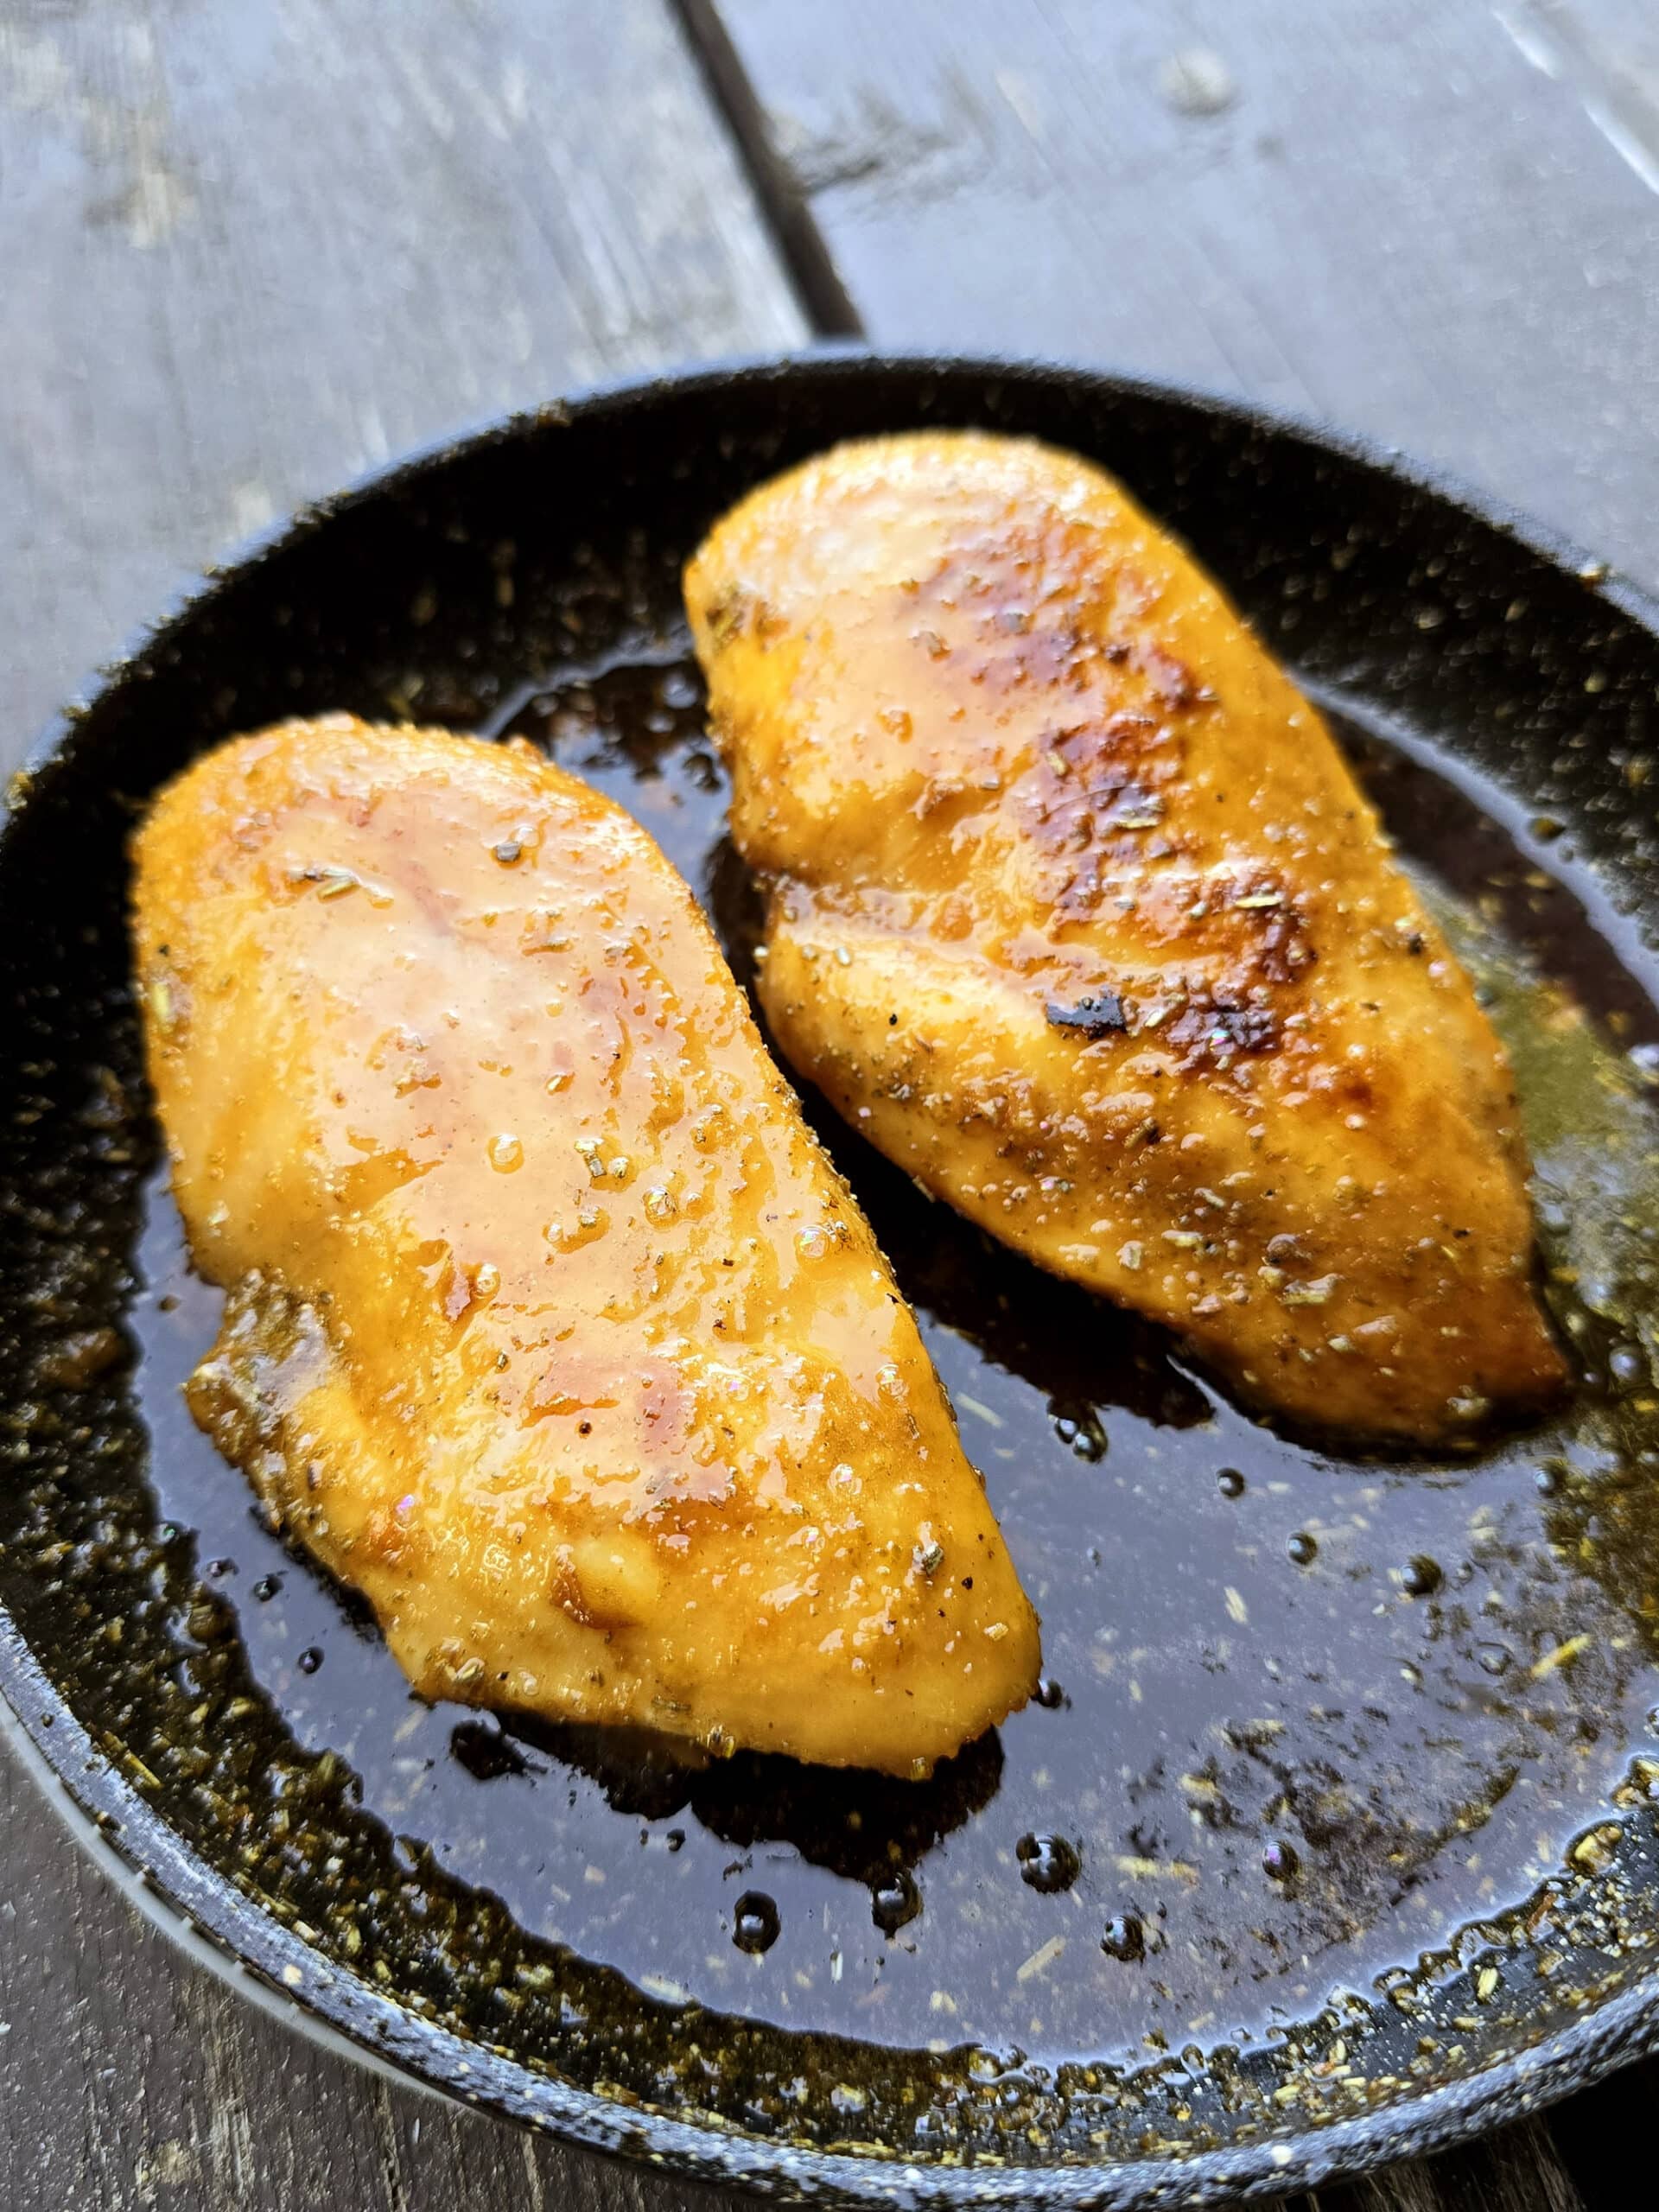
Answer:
1101;1915;1144;1961
732;1891;780;1955
1610;1344;1649;1389
871;1869;921;1936
1017;1833;1081;1893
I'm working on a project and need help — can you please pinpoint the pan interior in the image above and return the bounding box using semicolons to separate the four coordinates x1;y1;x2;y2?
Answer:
5;363;1659;2170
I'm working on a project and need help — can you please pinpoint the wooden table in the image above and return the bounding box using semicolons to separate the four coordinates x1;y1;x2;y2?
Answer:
3;4;1656;2205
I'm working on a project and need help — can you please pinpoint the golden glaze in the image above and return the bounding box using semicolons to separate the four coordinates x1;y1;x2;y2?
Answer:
686;432;1565;1440
131;716;1038;1773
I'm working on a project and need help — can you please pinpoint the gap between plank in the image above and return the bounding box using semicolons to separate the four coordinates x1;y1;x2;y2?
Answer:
668;0;865;337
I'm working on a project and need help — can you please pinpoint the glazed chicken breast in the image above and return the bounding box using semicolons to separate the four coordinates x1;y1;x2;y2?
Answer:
685;432;1565;1441
132;715;1038;1774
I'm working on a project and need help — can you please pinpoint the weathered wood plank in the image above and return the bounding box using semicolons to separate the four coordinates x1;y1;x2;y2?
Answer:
702;0;1659;593
1534;2043;1659;2209
1503;0;1659;198
0;3;797;2207
0;0;805;766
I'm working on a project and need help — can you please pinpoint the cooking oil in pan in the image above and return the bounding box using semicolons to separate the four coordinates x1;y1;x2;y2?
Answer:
124;645;1659;2064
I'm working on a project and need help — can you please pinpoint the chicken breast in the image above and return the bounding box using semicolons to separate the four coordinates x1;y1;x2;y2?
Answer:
131;715;1037;1774
685;432;1565;1440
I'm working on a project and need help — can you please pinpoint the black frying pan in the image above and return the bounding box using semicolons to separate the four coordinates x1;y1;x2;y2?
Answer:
6;354;1659;2209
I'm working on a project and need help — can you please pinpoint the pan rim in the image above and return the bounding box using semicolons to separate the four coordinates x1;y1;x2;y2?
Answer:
5;346;1659;2209
16;342;1659;804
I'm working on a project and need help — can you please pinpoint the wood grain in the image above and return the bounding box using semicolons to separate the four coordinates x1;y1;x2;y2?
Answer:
0;0;804;766
704;0;1659;593
1312;2116;1584;2212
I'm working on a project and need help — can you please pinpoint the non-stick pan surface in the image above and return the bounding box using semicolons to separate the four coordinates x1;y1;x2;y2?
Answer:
7;355;1659;2209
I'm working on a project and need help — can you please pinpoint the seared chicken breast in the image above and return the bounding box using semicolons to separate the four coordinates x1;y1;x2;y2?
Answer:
132;715;1038;1773
686;432;1565;1440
